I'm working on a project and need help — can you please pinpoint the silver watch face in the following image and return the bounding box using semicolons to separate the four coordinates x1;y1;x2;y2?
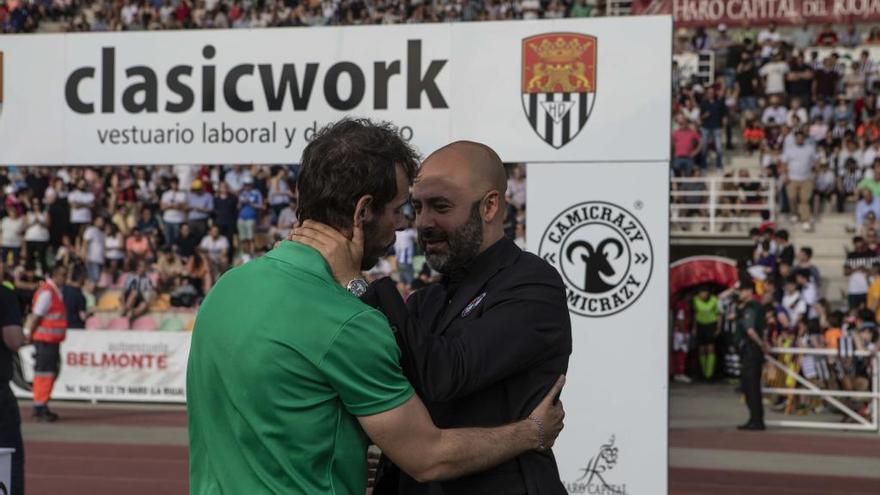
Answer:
347;279;368;297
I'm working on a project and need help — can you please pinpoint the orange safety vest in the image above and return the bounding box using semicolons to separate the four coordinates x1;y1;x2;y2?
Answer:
31;281;68;344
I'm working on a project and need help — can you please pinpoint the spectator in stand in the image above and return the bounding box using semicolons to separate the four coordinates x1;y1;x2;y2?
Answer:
846;236;877;310
186;251;213;297
735;57;761;113
62;269;90;331
212;181;238;258
267;168;294;223
844;62;867;104
104;222;125;284
700;85;727;171
776;229;795;266
742;118;765;154
672;113;702;176
811;98;834;124
187;179;214;240
762;95;788;126
856;189;880;229
782;130;818;231
760;51;789;98
840;158;863;212
792;25;815;50
0;205;24;266
813;161;838;215
274;197;298;242
81;215;105;283
237;177;263;243
857;160;880;197
160;177;187;246
813;58;840;104
816;24;840;46
175;222;199;260
68;179;95;238
136;207;159;238
199;225;230;275
156;247;185;293
796;247;821;286
786;98;808;129
125;228;153;263
23;197;50;274
121;260;155;326
393;216;417;292
224;165;250;193
787;54;815;108
506;164;526;211
840;24;862;48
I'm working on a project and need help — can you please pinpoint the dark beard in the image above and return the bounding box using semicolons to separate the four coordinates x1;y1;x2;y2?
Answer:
360;217;391;271
420;200;483;276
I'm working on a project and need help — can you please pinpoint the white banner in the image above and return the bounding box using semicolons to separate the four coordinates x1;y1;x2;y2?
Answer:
11;330;190;403
527;162;669;495
0;17;671;164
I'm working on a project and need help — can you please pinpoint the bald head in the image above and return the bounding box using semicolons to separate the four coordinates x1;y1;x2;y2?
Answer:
419;141;507;200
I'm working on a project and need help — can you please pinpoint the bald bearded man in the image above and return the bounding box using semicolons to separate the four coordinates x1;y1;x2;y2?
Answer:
293;141;572;495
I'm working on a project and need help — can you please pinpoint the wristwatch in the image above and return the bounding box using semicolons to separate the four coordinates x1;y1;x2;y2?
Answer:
346;278;369;298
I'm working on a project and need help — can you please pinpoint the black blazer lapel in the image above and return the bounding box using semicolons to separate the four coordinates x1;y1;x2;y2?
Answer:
437;238;521;333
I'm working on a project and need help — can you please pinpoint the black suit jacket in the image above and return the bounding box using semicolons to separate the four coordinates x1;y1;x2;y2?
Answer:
363;237;572;495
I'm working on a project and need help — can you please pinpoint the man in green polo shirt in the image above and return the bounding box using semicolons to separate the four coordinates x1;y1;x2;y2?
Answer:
187;119;566;495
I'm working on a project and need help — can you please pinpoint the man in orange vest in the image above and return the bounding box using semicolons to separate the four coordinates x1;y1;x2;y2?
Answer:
25;264;68;422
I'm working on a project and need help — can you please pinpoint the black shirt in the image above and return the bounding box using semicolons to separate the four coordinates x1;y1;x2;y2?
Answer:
0;285;23;383
213;195;238;228
736;67;760;97
786;63;813;96
62;285;87;330
175;233;199;259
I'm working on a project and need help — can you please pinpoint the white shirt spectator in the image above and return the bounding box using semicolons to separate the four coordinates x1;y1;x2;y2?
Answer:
394;228;417;265
24;211;49;242
849;270;869;295
838;147;864;174
161;190;188;224
862;145;880;169
507;178;526;210
762;105;788;126
106;235;125;261
786;107;808;128
782;141;817;181
83;225;106;264
782;292;807;328
199;235;230;264
758;28;782;44
0;216;25;248
68;189;95;224
759;61;789;95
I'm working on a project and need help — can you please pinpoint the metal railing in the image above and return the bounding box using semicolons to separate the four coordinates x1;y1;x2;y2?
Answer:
670;177;776;235
762;347;880;433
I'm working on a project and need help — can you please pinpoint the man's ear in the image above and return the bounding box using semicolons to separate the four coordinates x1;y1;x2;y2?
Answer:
482;190;501;223
353;195;374;229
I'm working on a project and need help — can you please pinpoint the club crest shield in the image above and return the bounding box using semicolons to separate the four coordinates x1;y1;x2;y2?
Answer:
521;33;596;149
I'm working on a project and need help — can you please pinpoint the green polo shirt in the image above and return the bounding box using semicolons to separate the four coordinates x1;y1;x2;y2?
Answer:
187;241;414;495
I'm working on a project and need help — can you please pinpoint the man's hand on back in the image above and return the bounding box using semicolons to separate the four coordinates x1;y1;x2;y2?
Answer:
526;375;566;450
291;220;364;286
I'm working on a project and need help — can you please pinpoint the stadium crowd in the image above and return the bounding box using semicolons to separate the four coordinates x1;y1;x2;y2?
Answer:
672;226;878;421
1;0;602;33
0;164;527;330
672;22;880;233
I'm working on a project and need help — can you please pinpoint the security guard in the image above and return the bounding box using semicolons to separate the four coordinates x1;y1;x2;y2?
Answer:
25;264;68;422
0;269;26;495
295;141;572;494
735;277;769;431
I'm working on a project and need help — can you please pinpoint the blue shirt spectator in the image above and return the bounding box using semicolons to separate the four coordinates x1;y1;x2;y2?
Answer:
238;182;263;221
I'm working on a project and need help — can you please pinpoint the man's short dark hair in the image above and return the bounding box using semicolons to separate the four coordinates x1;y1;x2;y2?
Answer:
776;229;789;241
296;118;419;230
800;246;813;258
